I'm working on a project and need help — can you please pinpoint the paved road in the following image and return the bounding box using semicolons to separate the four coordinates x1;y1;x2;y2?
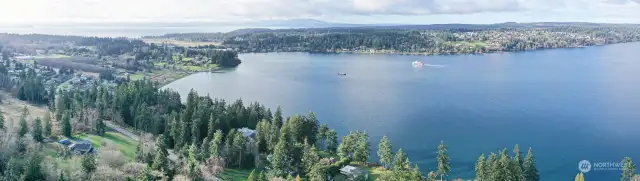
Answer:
105;121;139;141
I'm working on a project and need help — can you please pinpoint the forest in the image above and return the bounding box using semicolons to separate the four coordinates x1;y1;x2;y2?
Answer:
220;26;640;54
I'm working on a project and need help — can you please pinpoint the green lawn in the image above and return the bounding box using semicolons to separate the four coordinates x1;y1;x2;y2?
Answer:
154;62;168;66
72;131;137;160
219;169;254;181
129;73;145;81
103;132;138;160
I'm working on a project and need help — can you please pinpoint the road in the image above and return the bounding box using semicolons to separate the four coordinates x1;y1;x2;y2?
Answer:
105;121;139;141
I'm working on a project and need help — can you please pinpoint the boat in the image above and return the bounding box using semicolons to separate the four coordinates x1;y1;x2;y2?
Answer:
338;73;347;76
412;61;424;67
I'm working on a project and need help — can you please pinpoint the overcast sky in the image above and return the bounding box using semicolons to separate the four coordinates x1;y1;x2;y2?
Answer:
1;0;640;24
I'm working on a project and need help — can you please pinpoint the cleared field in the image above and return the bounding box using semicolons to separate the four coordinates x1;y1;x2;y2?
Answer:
142;38;221;47
73;131;138;160
0;91;50;126
219;169;253;181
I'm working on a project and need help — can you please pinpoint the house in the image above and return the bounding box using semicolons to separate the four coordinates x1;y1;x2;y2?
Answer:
340;165;369;180
237;127;256;139
69;142;95;155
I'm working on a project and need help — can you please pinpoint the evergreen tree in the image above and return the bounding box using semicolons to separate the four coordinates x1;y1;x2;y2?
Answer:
207;115;218;140
476;154;487;181
44;112;52;137
210;129;223;158
32;117;44;142
271;128;293;177
95;117;106;136
200;137;210;161
3;158;22;181
151;136;169;171
338;131;358;160
316;124;329;148
18;115;28;137
523;147;540;181
575;172;585;181
378;136;393;169
233;132;246;167
135;138;145;162
24;155;45;181
487;152;499;181
255;120;269;153
498;149;515;181
224;129;237;162
82;154;97;173
437;141;451;181
308;163;328;181
187;144;199;177
248;169;257;181
0;109;5;130
354;131;370;163
259;171;268;181
267;123;280;152
301;142;321;175
62;111;72;138
622;157;636;181
393;149;410;171
274;106;283;128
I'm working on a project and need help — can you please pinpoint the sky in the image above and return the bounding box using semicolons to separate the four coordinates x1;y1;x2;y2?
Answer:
0;0;640;24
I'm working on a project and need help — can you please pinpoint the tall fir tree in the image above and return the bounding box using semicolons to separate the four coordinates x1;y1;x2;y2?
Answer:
62;111;72;138
301;142;321;175
622;157;636;181
378;136;393;169
393;148;410;171
271;127;293;177
18;115;28;137
259;171;268;181
95;117;106;136
523;147;540;181
32;117;44;142
210;129;224;158
24;155;45;181
233;132;246;167
0;108;5;130
82;154;97;173
437;141;451;181
498;149;515;181
187;144;199;178
316;124;329;148
487;152;499;181
44;112;52;137
274;106;283;129
476;154;487;181
354;131;371;163
151;135;169;171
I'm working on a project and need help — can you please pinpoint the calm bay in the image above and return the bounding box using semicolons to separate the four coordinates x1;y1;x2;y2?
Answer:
163;42;640;180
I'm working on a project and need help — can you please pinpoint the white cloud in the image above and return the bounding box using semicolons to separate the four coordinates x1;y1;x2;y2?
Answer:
0;0;639;23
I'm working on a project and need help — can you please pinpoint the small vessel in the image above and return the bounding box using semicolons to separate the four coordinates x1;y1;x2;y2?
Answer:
338;73;347;76
412;61;424;67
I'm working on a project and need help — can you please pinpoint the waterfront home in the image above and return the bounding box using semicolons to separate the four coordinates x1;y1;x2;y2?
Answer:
339;165;369;180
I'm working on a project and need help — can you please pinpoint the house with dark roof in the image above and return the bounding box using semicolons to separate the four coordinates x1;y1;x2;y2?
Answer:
69;142;95;155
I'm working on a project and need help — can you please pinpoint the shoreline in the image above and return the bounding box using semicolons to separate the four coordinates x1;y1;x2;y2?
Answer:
155;67;224;87
234;42;639;56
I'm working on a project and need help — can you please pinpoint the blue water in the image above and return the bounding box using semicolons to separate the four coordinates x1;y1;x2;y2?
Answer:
164;42;640;180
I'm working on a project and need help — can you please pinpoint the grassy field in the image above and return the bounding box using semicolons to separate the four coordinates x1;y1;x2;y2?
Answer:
69;130;138;160
129;73;146;81
142;38;221;47
219;169;254;181
181;64;219;72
